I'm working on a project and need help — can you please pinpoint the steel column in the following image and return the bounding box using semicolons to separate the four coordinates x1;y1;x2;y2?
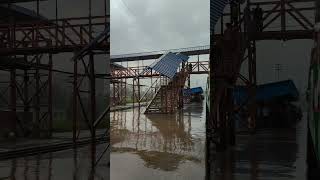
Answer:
73;53;78;144
34;56;40;138
317;0;320;22
10;65;17;134
89;52;96;170
48;54;53;137
23;56;29;135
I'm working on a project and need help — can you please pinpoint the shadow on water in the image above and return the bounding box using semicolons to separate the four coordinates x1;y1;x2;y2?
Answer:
0;142;109;180
111;102;206;180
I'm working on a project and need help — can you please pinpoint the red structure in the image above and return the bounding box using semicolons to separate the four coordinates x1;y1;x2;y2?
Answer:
208;0;316;151
110;51;209;112
111;56;209;113
0;0;110;167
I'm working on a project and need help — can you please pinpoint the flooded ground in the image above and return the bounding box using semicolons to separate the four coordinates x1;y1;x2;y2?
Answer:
0;102;308;180
0;143;110;180
111;101;308;180
207;113;308;180
110;102;206;180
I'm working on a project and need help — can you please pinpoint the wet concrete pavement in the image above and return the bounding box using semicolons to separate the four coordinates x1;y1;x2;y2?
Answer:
0;143;110;180
110;102;206;180
111;101;308;180
207;114;308;180
0;102;309;179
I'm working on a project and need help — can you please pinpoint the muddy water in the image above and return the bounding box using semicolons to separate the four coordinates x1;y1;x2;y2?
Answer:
0;103;307;180
207;113;308;180
110;102;206;180
0;143;110;180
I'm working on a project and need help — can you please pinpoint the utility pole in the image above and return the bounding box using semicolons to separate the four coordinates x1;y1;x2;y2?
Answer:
274;64;283;81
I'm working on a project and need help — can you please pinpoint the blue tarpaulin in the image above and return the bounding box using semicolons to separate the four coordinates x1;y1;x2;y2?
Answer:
140;52;189;79
233;80;299;105
184;87;204;95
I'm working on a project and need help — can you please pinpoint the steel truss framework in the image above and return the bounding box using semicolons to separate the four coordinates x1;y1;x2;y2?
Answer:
0;54;52;138
110;59;209;113
112;60;209;79
110;47;210;111
208;0;316;154
0;16;108;55
0;0;110;169
205;1;317;179
111;79;127;106
143;68;189;114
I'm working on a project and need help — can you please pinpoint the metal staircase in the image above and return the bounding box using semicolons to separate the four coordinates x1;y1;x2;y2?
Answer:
144;68;189;114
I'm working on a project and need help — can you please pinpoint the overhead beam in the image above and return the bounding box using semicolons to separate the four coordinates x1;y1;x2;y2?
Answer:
111;48;209;62
0;45;109;56
0;0;46;3
250;0;315;6
112;30;312;63
215;30;313;40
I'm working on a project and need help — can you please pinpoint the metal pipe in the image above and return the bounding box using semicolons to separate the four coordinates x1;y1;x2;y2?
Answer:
89;52;96;170
33;55;40;138
316;0;320;22
10;66;16;134
23;56;29;136
73;53;78;144
281;0;286;33
48;54;53;138
89;0;92;41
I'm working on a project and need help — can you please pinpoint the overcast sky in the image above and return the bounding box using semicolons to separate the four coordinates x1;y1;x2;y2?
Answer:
110;0;209;89
110;0;209;55
110;0;314;94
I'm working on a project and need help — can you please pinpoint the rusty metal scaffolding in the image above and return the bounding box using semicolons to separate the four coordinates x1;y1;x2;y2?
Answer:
111;60;209;78
110;56;209;113
206;1;316;179
110;62;128;107
143;68;189;114
0;0;110;167
0;54;53;138
208;0;316;152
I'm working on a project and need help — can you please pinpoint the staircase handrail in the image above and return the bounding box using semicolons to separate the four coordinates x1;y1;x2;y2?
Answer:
138;75;162;103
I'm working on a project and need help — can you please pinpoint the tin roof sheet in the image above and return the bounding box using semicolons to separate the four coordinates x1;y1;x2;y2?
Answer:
210;0;228;31
140;52;189;79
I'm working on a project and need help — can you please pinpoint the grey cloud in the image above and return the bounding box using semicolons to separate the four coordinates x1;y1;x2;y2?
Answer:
111;0;209;55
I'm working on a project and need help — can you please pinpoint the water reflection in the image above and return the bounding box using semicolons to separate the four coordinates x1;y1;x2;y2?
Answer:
207;117;306;180
111;103;206;180
0;143;109;180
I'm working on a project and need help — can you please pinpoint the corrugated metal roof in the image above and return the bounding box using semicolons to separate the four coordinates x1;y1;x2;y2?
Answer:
140;52;189;79
111;45;208;60
211;0;228;31
111;63;126;70
233;80;300;105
